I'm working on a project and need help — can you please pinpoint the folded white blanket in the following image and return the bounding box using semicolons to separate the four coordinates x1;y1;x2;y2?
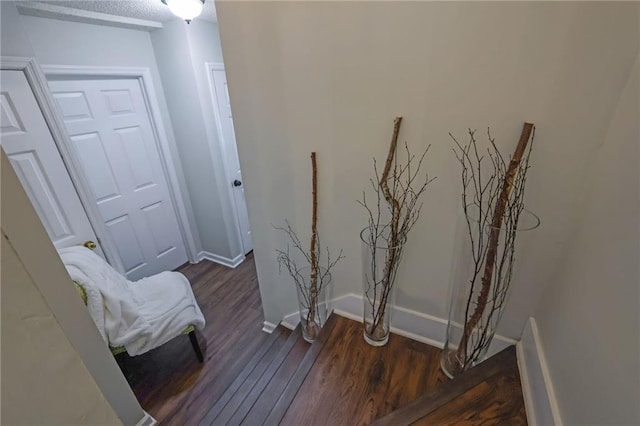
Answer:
58;246;205;356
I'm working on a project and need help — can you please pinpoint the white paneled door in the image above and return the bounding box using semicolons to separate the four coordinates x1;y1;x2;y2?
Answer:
0;70;104;256
49;78;187;280
210;66;253;255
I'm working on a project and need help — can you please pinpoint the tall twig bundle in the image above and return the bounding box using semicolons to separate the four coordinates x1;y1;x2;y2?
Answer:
359;117;435;340
276;152;344;340
449;123;535;372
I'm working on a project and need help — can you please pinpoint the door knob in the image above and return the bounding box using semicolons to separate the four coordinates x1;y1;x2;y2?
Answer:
233;180;242;187
83;240;97;250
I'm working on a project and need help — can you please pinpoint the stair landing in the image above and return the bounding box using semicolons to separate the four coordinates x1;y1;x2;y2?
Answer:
199;314;527;425
282;314;449;424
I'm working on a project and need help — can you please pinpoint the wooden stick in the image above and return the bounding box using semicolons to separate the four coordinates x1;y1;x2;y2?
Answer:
371;117;403;338
379;117;403;244
380;117;403;191
457;122;534;362
307;152;319;334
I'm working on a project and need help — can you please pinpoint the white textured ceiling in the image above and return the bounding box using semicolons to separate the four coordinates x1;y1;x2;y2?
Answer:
25;0;217;23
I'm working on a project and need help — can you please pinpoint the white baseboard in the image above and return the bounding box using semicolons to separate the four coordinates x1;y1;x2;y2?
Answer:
280;315;299;331
516;317;563;426
196;251;244;269
262;320;278;334
136;411;157;426
281;293;515;357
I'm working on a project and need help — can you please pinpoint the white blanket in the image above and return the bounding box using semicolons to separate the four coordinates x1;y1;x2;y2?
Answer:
58;246;205;356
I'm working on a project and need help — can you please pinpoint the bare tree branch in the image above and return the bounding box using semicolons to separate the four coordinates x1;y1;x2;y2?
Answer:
446;123;535;375
359;117;435;342
275;152;345;342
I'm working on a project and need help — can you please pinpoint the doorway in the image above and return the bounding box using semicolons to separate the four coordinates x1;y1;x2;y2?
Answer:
207;62;253;256
2;62;198;281
48;76;188;280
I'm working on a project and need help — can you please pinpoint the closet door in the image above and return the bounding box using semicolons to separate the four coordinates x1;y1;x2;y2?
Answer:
49;78;187;280
0;70;103;256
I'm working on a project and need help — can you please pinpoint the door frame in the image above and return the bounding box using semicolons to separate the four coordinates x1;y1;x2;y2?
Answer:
205;61;249;256
40;64;199;265
0;56;126;272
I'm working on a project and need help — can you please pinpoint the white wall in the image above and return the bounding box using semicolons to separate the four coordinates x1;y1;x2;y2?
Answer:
1;149;147;424
187;20;243;258
216;2;639;333
151;19;241;260
0;1;34;57
533;54;639;424
1;235;121;425
17;10;202;259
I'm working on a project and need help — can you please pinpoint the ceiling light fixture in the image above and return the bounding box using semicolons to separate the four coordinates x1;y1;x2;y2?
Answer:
161;0;205;24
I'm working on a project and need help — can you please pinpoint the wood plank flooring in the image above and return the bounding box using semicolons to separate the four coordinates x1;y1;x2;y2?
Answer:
281;316;527;426
241;331;310;425
120;253;284;425
118;254;526;426
371;346;526;426
281;315;449;425
413;370;527;425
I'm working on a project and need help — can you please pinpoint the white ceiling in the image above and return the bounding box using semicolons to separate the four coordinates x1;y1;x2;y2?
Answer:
23;0;217;23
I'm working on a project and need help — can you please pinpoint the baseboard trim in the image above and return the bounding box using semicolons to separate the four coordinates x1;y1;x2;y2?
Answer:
197;251;244;269
280;316;298;331
262;320;278;334
136;411;157;426
516;317;563;426
281;293;516;356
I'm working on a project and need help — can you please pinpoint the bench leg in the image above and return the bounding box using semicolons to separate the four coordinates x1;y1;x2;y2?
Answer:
189;330;204;363
114;351;129;376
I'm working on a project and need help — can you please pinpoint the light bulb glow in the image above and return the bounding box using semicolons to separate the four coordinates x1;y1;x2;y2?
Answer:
166;0;203;21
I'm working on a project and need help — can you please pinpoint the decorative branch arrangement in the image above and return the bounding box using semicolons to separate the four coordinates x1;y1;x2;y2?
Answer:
445;123;535;374
276;152;344;342
358;117;435;344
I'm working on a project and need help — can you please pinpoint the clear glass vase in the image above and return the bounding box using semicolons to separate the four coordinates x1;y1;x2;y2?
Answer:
441;205;540;378
295;266;331;343
360;227;407;346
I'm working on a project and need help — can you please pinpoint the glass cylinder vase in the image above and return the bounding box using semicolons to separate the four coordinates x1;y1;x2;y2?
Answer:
295;266;331;343
441;205;540;378
360;227;407;346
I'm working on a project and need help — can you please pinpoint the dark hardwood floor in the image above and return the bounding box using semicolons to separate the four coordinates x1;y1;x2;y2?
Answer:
281;316;527;425
371;346;526;426
119;254;526;426
413;370;526;425
120;253;284;425
281;315;449;425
